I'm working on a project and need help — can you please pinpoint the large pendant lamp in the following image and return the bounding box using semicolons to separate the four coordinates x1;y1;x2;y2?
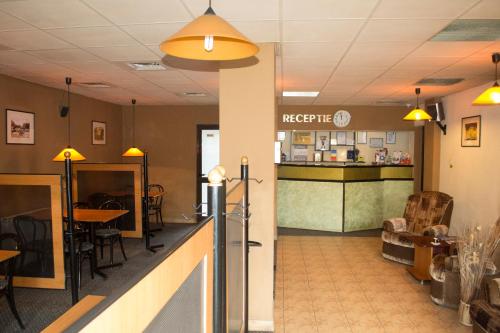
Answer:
159;0;259;61
53;77;86;161
122;99;144;157
473;53;500;105
403;88;432;121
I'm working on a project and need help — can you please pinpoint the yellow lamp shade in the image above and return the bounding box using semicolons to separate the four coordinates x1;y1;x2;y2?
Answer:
160;10;259;61
122;147;144;157
403;108;432;121
53;147;86;161
472;83;500;105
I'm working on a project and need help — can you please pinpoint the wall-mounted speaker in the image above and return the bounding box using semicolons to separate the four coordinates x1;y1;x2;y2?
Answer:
60;106;69;117
426;102;445;122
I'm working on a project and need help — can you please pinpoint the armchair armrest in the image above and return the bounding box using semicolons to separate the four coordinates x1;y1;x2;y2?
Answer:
423;224;449;237
383;218;407;232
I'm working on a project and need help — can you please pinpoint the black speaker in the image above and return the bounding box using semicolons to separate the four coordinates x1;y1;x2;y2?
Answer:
60;106;69;117
426;102;445;122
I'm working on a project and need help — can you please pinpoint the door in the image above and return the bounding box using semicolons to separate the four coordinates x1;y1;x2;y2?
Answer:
197;125;220;216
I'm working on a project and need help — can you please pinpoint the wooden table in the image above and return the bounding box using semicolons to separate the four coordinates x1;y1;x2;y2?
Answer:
71;209;129;278
407;236;450;283
0;250;20;263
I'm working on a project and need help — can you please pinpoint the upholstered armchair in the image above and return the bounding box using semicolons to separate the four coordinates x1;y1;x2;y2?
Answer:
381;191;454;265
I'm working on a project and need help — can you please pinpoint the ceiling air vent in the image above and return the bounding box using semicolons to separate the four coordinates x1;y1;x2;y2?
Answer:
127;62;166;71
180;92;207;97
78;82;112;88
431;19;500;41
416;78;463;86
376;99;406;105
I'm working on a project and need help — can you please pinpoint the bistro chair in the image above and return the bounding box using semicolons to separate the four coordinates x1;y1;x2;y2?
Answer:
96;200;127;264
0;233;24;329
148;184;165;226
63;220;95;289
88;192;111;209
13;215;51;274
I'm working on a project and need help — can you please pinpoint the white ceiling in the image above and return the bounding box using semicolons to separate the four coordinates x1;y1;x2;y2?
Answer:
0;0;498;106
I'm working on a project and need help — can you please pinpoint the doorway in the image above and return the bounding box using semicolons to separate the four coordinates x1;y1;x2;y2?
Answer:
196;125;220;216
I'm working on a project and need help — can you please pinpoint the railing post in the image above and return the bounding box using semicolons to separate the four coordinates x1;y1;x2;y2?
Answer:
208;166;227;333
64;155;79;305
241;156;249;332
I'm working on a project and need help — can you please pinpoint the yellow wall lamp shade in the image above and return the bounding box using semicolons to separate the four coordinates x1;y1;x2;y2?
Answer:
122;147;144;157
53;146;86;161
473;53;500;105
403;87;433;121
159;5;259;61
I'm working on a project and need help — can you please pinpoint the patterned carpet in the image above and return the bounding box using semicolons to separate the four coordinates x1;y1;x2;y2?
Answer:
0;223;198;333
275;235;472;333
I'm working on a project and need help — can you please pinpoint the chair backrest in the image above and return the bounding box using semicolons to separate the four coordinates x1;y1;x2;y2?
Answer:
13;215;48;249
403;191;453;233
73;202;89;209
99;200;123;229
88;192;111;209
148;184;164;206
0;233;22;280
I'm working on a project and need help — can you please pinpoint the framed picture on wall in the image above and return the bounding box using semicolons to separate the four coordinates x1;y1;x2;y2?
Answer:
6;109;35;144
369;137;384;148
292;131;314;145
92;120;106;145
356;131;367;144
336;131;347;145
315;131;330;151
386;131;396;144
461;115;481;147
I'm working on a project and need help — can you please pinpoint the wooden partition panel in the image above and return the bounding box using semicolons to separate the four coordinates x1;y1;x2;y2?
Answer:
79;219;214;333
0;174;65;289
72;163;142;238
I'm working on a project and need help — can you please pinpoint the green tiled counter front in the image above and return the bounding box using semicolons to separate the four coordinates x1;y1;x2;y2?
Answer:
278;164;414;232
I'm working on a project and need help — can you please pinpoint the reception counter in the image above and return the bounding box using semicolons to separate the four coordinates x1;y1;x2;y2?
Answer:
277;163;414;232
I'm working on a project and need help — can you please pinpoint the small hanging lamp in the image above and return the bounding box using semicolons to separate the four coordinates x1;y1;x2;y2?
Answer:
403;88;432;121
160;0;259;61
53;77;86;162
122;99;144;157
473;53;500;105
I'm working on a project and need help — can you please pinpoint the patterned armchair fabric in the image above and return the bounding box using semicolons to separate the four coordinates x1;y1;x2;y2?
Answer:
381;191;454;265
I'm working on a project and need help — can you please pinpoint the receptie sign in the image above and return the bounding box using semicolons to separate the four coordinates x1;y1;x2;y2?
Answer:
282;113;332;123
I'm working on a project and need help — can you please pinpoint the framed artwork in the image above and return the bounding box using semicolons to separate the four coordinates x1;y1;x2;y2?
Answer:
356;131;367;144
386;131;396;144
346;131;355;145
336;131;347;145
277;131;286;142
293;131;314;145
461;115;481;147
6;109;35;144
369;137;384;148
92;121;106;145
315;131;330;151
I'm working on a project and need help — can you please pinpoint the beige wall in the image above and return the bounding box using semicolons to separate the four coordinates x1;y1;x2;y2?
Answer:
0;74;123;174
439;82;500;234
219;44;276;331
121;105;218;222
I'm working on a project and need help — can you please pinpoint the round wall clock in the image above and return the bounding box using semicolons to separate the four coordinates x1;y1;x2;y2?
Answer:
333;110;351;127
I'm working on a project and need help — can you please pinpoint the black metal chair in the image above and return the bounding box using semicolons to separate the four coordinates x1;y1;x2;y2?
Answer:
87;193;111;209
96;200;127;264
63;220;95;289
0;233;24;329
148;184;165;226
13;215;51;273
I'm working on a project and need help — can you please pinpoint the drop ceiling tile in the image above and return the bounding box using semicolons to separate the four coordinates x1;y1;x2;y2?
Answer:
410;41;494;58
281;96;315;105
340;53;402;68
0;11;31;31
432;56;492;78
314;96;349;105
27;49;102;63
373;0;477;19
229;21;279;42
85;45;158;62
282;0;378;20
357;19;450;42
82;0;191;25
121;23;188;45
0;0;111;29
399;56;462;68
182;0;279;20
0;50;46;65
134;70;193;85
470;41;500;57
281;41;350;61
45;26;139;48
333;65;388;78
461;0;500;19
283;20;365;42
0;30;71;50
56;60;123;74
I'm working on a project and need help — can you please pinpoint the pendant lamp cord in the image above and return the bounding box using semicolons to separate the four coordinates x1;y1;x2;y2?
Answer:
132;99;136;147
415;87;420;108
